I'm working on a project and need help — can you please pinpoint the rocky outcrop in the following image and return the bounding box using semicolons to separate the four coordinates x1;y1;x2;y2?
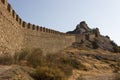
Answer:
67;21;116;52
67;21;91;34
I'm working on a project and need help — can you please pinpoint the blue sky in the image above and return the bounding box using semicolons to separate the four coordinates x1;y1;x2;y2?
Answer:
8;0;120;45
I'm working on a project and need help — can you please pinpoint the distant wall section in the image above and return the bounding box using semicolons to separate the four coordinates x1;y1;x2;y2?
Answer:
22;24;76;54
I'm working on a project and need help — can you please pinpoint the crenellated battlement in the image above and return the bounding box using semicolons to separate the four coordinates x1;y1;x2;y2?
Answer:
0;0;64;35
0;0;97;55
0;0;98;38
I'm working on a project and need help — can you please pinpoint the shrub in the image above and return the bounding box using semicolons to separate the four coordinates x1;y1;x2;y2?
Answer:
18;49;29;60
14;49;29;63
0;49;29;65
32;66;66;80
113;46;120;53
60;57;86;76
46;53;86;76
61;57;85;70
27;48;45;67
58;64;73;76
0;54;14;65
46;54;73;76
92;41;99;49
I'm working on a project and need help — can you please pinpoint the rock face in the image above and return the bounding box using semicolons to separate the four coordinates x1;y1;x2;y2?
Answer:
67;21;91;34
67;21;117;52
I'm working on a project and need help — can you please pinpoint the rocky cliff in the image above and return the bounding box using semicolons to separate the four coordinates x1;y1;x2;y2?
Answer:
67;21;91;34
67;21;119;52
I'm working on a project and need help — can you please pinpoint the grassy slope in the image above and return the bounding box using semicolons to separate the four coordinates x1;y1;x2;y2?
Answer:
62;46;120;80
0;47;119;80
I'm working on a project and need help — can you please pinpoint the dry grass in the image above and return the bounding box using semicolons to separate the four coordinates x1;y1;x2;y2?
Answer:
0;54;14;65
0;47;119;80
32;66;66;80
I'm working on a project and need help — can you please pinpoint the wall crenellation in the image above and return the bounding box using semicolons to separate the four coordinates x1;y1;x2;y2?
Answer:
0;0;97;54
7;3;11;12
12;10;15;18
0;0;64;35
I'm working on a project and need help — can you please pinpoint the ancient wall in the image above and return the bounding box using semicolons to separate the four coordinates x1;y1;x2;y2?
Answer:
0;0;24;55
0;0;78;54
22;25;76;53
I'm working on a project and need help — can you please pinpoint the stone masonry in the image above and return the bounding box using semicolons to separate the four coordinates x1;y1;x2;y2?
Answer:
0;0;97;55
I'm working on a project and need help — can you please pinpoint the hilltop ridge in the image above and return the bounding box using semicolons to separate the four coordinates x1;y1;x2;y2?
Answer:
67;21;91;34
67;21;120;53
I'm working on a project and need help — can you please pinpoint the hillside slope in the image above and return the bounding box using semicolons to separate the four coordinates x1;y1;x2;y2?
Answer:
0;21;119;80
63;45;120;80
0;45;119;80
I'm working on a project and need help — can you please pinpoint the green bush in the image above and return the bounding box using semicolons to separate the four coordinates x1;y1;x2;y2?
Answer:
32;66;66;80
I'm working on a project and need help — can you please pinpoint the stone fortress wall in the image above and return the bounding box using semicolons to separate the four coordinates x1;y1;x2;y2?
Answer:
0;0;96;55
